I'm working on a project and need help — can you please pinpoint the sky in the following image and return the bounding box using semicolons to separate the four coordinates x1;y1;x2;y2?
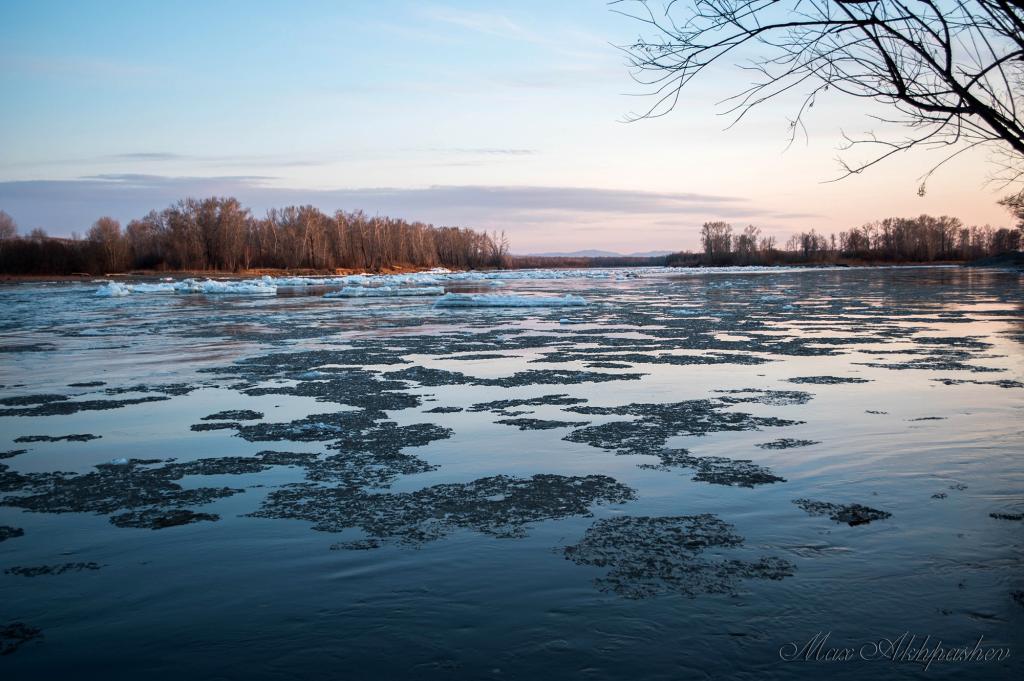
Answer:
0;0;1014;253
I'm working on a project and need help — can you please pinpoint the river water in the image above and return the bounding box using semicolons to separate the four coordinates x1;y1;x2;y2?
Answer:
0;266;1021;679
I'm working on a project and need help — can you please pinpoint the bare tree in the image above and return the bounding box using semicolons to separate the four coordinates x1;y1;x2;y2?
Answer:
615;1;1024;190
126;211;166;269
88;217;127;273
999;190;1024;229
700;220;733;261
734;224;761;262
0;210;16;240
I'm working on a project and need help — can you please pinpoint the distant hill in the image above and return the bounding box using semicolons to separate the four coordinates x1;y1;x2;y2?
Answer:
627;250;676;258
526;249;674;258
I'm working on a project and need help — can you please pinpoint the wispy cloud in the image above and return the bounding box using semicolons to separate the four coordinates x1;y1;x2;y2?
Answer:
0;147;539;177
446;148;536;156
421;6;538;43
104;153;188;162
417;5;613;68
1;151;338;171
81;173;275;184
770;211;825;219
494;65;619;89
0;55;165;80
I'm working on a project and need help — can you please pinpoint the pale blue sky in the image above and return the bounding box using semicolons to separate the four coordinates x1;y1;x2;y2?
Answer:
0;0;1010;251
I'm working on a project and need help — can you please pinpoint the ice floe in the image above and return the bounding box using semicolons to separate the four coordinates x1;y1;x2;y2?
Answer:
434;293;588;308
259;267;665;289
129;283;178;293
95;278;277;296
94;282;131;297
323;286;445;298
94;264;919;298
175;279;277;294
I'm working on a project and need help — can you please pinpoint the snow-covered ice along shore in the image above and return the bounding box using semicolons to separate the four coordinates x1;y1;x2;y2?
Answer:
94;264;915;297
95;278;277;296
94;267;654;297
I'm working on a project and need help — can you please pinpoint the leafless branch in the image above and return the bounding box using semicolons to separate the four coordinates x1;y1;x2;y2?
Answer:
614;0;1024;190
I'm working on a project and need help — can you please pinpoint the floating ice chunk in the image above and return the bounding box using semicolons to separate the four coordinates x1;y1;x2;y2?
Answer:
434;293;588;308
175;278;277;294
95;282;131;297
95;278;276;296
323;286;445;298
109;457;129;465
129;282;177;293
266;275;352;287
93;264;876;300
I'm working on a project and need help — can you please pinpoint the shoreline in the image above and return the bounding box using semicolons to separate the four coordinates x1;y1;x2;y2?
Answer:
0;264;438;283
2;258;1018;284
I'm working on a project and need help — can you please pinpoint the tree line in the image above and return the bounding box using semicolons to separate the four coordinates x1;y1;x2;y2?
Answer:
0;198;510;275
665;215;1022;267
1;202;1021;276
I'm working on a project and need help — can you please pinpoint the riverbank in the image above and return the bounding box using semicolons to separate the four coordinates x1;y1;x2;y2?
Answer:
0;264;438;283
3;255;1020;284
